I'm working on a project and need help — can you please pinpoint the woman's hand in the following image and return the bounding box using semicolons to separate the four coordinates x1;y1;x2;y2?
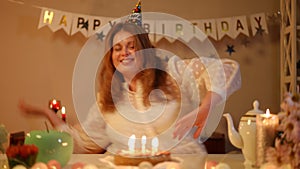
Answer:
18;100;48;117
18;100;64;127
173;92;222;140
173;108;199;140
173;107;208;140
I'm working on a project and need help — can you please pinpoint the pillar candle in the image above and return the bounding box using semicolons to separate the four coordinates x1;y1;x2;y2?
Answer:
61;106;66;122
128;134;136;154
151;137;159;155
141;135;146;154
256;109;279;167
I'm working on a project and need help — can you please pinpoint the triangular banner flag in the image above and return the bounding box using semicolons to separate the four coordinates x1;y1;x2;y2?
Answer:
197;19;218;40
38;8;73;35
71;14;90;37
190;20;207;42
232;16;249;38
250;13;269;36
216;17;233;40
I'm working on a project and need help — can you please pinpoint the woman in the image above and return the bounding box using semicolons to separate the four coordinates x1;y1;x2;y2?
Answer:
19;22;241;154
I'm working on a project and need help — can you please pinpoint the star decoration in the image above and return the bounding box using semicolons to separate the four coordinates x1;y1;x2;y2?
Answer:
81;20;89;30
241;37;250;47
255;25;265;36
226;45;235;56
96;31;105;41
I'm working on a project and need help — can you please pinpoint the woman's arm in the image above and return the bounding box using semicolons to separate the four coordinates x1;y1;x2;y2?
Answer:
173;91;223;140
18;100;65;127
170;56;241;140
192;91;223;139
18;100;107;153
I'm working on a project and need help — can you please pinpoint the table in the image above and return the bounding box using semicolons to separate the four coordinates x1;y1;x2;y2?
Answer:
67;154;246;169
0;154;246;169
206;154;245;168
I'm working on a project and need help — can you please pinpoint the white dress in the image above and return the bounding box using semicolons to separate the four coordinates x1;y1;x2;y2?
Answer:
56;56;241;154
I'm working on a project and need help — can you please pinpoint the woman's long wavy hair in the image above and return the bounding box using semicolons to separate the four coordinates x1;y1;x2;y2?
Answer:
97;22;180;113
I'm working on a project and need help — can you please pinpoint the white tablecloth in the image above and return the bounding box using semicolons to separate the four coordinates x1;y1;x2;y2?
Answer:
0;153;246;169
67;154;245;169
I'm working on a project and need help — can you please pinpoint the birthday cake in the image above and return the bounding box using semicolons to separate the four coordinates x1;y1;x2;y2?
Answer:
114;150;172;166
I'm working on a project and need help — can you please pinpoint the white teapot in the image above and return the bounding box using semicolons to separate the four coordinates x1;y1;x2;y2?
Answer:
223;100;263;168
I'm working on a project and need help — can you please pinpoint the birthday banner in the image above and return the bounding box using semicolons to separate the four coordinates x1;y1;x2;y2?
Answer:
38;7;268;41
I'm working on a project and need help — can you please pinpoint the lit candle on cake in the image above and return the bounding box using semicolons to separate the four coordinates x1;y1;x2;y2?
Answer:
128;134;136;154
61;106;66;122
256;109;279;167
141;135;146;154
151;137;159;155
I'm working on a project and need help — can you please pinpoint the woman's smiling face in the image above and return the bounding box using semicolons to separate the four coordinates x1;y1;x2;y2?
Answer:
112;30;143;79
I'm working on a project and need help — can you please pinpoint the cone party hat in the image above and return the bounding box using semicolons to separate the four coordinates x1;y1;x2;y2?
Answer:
127;0;142;26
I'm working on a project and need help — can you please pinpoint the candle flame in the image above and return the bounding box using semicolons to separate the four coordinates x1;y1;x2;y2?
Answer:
141;135;146;154
141;135;146;144
247;119;251;125
61;106;66;114
266;109;271;117
151;137;159;147
128;134;136;145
